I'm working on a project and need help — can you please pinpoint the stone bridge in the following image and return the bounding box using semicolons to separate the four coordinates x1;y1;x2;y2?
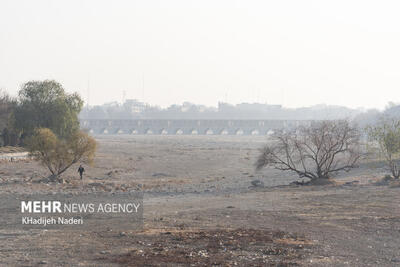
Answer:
81;119;312;135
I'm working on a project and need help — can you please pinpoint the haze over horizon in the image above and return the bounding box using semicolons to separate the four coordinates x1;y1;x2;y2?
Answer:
1;0;400;110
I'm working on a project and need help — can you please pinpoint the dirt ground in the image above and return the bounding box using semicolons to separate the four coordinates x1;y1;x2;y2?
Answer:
0;135;400;266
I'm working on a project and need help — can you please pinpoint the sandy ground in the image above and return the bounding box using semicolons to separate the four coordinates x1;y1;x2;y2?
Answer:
0;135;400;266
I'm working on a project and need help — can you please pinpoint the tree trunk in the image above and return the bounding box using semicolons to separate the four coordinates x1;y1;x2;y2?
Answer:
48;174;63;183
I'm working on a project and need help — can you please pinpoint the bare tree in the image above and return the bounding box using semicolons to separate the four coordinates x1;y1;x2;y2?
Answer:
256;120;361;181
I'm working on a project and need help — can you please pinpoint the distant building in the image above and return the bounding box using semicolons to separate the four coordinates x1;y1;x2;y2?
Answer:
124;99;147;113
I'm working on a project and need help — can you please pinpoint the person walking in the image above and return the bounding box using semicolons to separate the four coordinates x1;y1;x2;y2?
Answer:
78;165;85;180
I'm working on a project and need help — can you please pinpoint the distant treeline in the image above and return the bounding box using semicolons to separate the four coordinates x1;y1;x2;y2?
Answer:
80;99;391;125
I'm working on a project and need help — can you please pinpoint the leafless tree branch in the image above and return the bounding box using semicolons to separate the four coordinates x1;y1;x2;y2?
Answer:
256;120;361;180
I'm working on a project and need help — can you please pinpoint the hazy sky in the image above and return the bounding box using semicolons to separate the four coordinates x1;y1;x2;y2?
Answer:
1;0;400;109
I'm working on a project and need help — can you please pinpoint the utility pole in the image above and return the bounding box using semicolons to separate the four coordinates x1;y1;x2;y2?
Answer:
87;75;90;107
142;73;145;102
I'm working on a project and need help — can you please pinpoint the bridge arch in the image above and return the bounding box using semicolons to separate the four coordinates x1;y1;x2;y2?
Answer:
175;128;184;135
205;128;214;135
145;128;153;135
220;128;229;135
266;130;275;135
235;128;244;135
250;129;260;135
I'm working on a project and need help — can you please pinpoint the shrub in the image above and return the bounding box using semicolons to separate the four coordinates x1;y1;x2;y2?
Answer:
27;128;96;181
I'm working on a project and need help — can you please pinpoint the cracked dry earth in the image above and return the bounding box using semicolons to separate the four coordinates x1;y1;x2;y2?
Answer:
0;135;400;266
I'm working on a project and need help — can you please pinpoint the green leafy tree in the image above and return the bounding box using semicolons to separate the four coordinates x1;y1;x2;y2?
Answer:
27;128;97;181
0;90;18;146
368;117;400;179
13;80;83;140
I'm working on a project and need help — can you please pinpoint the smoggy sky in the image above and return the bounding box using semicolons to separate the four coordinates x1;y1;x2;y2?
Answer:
1;0;400;109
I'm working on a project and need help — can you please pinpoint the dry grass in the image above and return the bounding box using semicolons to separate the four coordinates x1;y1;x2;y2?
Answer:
0;146;26;154
141;177;190;190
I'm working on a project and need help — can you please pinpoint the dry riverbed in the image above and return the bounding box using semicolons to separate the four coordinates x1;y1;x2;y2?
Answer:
0;135;399;266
